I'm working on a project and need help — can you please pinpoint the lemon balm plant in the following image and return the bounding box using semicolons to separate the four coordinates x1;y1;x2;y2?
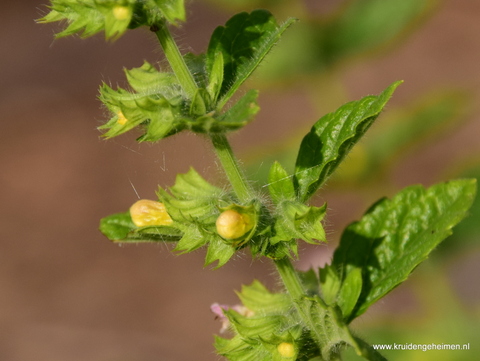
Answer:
38;1;476;360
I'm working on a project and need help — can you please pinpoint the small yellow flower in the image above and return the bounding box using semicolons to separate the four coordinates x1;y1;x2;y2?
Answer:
277;342;295;358
216;209;253;240
117;111;128;125
112;6;130;21
130;199;173;227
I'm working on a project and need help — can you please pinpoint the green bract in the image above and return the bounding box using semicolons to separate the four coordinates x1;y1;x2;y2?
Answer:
38;0;185;39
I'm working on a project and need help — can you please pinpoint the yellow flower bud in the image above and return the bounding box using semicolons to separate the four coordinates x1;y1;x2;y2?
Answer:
216;209;253;240
130;199;173;227
117;111;128;125
112;5;130;21
277;342;295;358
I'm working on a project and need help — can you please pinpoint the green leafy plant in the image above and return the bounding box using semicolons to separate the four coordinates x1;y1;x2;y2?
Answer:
38;1;476;360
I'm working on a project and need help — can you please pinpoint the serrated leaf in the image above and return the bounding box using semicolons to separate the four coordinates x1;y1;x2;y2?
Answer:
99;211;181;242
268;161;295;204
332;179;477;322
207;10;296;108
294;81;402;202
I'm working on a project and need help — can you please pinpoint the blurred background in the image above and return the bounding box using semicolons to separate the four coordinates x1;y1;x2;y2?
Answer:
1;0;479;360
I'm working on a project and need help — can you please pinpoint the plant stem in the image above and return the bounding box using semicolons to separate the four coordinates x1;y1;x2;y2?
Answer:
154;21;198;98
211;133;252;203
274;257;305;300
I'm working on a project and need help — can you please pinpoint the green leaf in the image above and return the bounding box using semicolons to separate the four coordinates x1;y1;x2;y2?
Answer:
294;81;402;202
330;89;472;186
318;264;341;306
213;90;260;131
268;161;295;204
331;179;477;322
319;264;362;319
336;268;362;320
207;10;296;108
99;211;181;242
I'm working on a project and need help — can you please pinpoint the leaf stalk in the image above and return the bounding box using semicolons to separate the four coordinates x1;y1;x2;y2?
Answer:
153;21;198;98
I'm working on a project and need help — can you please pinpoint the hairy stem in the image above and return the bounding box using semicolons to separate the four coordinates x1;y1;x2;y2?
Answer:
154;21;198;98
211;133;252;203
274;257;305;300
